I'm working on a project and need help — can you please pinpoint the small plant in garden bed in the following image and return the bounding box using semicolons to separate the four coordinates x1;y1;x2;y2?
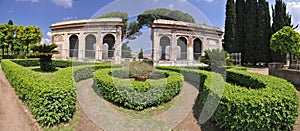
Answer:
27;43;59;72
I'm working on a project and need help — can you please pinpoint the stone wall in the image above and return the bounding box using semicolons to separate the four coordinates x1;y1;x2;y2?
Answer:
269;63;300;87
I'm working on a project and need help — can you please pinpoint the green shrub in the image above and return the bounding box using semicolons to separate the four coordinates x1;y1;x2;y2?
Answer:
1;60;76;127
11;59;95;68
94;68;183;110
11;59;40;67
1;60;120;127
157;66;299;130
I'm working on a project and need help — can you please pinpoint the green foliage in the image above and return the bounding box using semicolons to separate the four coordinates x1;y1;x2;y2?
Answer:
137;8;195;27
99;11;129;22
27;44;59;71
121;43;132;58
1;60;76;127
157;66;299;130
16;25;42;53
256;0;272;63
271;0;292;62
235;0;246;57
270;26;300;59
94;68;183;110
128;61;154;76
200;49;233;67
1;60;120;127
224;0;236;53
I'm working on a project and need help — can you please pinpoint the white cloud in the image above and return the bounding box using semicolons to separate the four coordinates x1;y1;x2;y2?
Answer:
51;0;73;8
287;2;300;32
153;0;159;2
62;16;77;21
169;4;174;8
204;0;214;3
41;32;52;44
179;0;186;2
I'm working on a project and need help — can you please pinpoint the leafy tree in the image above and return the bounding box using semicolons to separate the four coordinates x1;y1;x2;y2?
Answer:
0;24;13;55
224;0;236;53
122;43;132;58
16;26;42;53
7;20;16;54
137;8;195;28
271;0;292;62
27;43;59;71
200;49;233;67
256;0;272;63
99;11;129;21
270;26;300;67
138;48;143;59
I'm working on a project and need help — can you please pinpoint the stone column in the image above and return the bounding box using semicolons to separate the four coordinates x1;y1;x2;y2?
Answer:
201;37;208;56
64;33;69;59
114;31;122;64
170;34;177;65
152;30;160;66
78;32;85;60
187;36;193;65
97;32;103;61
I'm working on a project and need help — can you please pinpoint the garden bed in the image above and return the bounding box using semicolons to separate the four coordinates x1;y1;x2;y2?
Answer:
157;66;299;130
94;68;183;110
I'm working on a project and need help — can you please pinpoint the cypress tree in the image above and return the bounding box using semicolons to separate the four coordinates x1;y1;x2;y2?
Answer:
236;0;246;64
244;0;258;64
271;0;291;62
224;0;236;53
256;0;271;63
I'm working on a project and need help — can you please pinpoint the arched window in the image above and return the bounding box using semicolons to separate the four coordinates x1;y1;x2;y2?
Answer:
193;38;202;60
85;34;96;59
103;34;115;58
69;35;79;57
177;37;187;60
160;36;170;60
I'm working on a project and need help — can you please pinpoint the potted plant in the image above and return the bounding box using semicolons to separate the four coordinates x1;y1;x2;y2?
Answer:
129;62;153;82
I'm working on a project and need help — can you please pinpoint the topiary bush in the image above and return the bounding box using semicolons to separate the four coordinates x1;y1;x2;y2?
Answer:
157;66;299;130
94;68;183;110
1;60;120;127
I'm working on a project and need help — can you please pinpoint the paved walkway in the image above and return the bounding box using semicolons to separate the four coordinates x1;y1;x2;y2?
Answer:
77;79;199;130
0;67;40;131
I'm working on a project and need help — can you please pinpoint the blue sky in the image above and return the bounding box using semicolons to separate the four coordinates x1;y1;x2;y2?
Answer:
0;0;299;52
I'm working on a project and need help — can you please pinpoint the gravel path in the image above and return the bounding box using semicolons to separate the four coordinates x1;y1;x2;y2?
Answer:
0;66;40;131
77;79;199;130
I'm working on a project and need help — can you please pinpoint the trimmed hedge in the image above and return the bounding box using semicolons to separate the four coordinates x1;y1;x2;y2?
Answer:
94;68;183;110
156;66;299;130
1;60;76;127
11;59;95;68
1;60;120;127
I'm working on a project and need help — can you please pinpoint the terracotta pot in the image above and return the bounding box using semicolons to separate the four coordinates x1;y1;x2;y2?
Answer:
134;75;148;82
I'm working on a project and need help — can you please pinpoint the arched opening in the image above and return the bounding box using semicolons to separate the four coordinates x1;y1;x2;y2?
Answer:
69;35;79;58
103;34;115;59
85;34;96;59
193;38;202;60
177;37;187;60
160;36;170;60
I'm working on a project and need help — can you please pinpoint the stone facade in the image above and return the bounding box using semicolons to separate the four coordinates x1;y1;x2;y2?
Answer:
50;18;124;63
151;19;223;66
50;18;223;65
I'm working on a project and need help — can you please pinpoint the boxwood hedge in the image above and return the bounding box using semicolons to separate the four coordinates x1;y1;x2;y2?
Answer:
11;59;95;68
1;60;120;127
94;68;183;110
156;66;299;130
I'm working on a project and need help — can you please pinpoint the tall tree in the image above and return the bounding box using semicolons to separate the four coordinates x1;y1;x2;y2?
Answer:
271;0;292;62
16;26;42;53
256;0;271;63
7;20;16;54
235;0;246;63
138;48;144;59
224;0;236;53
244;0;258;64
122;43;132;58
